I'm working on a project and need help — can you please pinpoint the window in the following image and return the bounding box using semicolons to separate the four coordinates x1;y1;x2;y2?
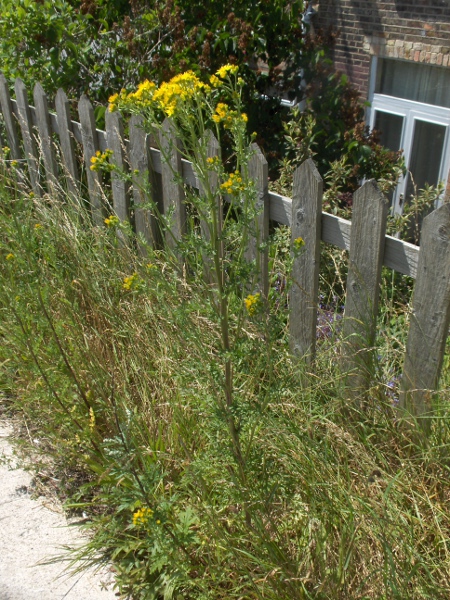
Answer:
369;57;450;213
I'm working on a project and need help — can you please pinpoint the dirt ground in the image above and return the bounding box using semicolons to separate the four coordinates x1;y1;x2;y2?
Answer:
0;419;118;600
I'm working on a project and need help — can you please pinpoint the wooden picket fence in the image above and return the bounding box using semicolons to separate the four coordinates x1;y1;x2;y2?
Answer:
1;74;450;425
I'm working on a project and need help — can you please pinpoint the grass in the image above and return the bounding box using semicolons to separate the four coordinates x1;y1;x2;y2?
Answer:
1;172;450;600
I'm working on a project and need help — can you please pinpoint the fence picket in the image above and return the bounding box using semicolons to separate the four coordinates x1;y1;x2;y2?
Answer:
342;180;389;397
198;130;220;283
129;115;161;251
14;78;42;197
246;143;269;298
33;83;59;197
400;203;450;422
78;94;104;226
289;159;323;362
159;118;186;250
106;110;129;226
2;81;450;416
55;88;80;201
0;74;22;163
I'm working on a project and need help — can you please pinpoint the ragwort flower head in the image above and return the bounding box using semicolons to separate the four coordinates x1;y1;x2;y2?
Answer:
216;64;239;79
245;293;261;316
132;506;154;527
153;71;209;118
220;171;246;195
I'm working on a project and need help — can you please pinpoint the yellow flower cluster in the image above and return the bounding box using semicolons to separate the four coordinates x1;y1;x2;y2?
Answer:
212;102;247;129
104;215;120;228
5;253;14;261
293;236;305;252
108;64;240;119
220;171;246;195
109;80;156;113
132;506;154;527
123;273;140;290
244;293;261;316
90;149;113;172
216;64;239;79
153;71;209;117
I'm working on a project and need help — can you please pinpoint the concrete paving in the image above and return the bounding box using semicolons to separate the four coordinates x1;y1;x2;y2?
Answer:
0;420;118;600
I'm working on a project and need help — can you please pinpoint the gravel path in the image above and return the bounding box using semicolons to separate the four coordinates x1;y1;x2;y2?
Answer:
0;420;118;600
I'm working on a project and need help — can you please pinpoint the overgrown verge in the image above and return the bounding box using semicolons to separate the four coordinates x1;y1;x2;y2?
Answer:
1;166;450;599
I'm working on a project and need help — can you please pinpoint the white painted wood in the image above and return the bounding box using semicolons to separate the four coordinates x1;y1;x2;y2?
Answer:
289;159;323;362
400;203;450;421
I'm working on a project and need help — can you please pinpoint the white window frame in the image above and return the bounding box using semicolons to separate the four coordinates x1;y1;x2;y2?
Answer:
368;57;450;213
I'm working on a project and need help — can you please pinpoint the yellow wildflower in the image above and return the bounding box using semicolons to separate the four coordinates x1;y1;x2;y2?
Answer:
104;215;120;228
34;223;42;229
244;293;261;316
216;64;239;79
293;237;305;252
132;506;154;527
220;171;245;195
210;74;222;87
6;253;14;261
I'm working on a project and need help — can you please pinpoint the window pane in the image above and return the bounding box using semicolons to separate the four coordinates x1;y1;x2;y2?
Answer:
374;111;403;151
405;120;446;199
375;59;450;108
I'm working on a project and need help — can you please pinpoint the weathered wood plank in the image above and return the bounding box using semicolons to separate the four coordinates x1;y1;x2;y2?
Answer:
55;88;80;201
342;180;389;397
400;203;450;423
198;130;220;283
0;74;22;162
105;110;129;224
78;94;104;225
129;114;161;251
246;143;269;298
159;118;186;251
289;159;323;362
33;82;59;197
15;78;42;197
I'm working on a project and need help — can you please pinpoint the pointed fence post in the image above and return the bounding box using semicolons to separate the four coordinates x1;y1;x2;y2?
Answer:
289;159;323;362
342;180;389;399
245;143;269;299
400;203;450;426
55;88;80;202
198;130;220;283
106;110;129;226
0;74;22;163
15;78;42;197
159;118;186;251
129;114;161;252
78;94;104;226
33;82;59;197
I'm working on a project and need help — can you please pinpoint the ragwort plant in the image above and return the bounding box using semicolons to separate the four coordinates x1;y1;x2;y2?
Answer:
2;67;450;599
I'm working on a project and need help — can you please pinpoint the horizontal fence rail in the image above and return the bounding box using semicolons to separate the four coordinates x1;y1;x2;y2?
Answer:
0;74;449;426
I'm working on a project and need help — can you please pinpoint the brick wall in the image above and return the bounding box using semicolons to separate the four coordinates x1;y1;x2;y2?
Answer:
317;0;450;97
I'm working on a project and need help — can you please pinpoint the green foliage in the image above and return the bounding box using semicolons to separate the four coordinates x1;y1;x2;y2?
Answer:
2;116;450;598
273;69;405;203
